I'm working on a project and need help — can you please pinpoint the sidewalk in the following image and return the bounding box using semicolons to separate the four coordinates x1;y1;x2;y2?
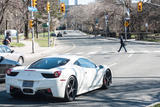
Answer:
10;39;69;60
81;32;160;45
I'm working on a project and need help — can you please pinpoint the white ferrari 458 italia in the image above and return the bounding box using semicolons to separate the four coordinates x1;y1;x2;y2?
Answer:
6;55;112;101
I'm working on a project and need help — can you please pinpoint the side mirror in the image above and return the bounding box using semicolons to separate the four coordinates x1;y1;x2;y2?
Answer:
11;50;14;53
99;65;104;69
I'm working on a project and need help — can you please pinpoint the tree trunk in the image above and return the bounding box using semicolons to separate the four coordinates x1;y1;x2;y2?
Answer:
24;11;29;39
24;21;29;39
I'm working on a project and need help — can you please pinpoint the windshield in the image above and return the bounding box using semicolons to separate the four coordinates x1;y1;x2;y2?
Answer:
28;57;70;69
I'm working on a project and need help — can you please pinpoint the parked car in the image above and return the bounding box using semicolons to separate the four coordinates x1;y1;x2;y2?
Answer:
4;29;18;37
0;56;21;81
0;45;24;65
63;31;67;34
50;33;56;37
6;55;112;101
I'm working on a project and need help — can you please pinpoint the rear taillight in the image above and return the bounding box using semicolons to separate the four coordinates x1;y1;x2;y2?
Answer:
6;69;19;76
53;71;61;78
41;71;62;78
6;69;12;75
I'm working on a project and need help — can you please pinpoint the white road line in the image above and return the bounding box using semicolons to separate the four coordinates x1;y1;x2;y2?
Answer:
153;51;160;53
128;54;133;58
128;49;135;58
76;52;84;55
142;50;150;53
87;51;98;55
108;63;117;67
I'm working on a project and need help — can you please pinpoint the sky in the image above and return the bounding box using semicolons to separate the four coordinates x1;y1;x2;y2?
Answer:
61;0;95;5
61;0;151;5
132;0;151;3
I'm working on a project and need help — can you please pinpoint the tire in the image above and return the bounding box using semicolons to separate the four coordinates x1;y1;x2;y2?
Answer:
18;57;24;65
64;76;78;102
10;89;24;98
102;69;112;89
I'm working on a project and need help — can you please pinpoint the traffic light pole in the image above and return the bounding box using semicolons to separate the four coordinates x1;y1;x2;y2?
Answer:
48;11;50;47
31;12;35;53
125;24;127;41
31;2;35;53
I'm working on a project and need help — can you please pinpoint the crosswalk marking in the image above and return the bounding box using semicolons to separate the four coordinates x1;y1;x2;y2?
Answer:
65;50;160;56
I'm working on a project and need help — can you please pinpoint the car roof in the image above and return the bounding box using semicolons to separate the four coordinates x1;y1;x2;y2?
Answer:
44;55;84;63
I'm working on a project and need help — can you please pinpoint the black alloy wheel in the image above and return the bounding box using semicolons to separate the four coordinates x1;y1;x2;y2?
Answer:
10;88;24;98
64;76;78;102
102;70;112;89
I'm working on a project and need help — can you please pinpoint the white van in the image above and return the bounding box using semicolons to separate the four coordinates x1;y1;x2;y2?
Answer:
4;29;18;37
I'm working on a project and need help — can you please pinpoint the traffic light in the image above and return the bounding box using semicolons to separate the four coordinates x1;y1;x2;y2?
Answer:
138;1;142;12
46;2;50;12
32;0;37;8
29;20;34;28
60;3;65;13
124;20;129;27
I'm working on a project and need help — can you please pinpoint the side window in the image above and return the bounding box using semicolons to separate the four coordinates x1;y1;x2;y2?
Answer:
74;58;96;68
74;60;80;66
83;58;96;68
1;47;6;53
4;46;11;53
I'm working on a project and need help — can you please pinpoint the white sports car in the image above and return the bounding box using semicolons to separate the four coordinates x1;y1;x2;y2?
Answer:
6;55;112;101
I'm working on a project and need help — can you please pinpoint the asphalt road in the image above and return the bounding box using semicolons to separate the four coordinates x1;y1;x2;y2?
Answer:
1;30;160;107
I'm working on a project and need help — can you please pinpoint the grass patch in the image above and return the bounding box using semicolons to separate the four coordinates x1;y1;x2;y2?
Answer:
131;34;136;39
143;39;160;42
35;36;55;47
10;42;25;47
151;104;160;107
0;42;25;47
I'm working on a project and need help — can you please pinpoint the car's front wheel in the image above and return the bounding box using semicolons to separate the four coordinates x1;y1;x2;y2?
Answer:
102;69;112;89
64;76;78;102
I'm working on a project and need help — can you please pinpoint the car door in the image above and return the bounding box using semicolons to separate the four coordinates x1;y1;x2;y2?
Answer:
73;60;87;94
77;58;98;90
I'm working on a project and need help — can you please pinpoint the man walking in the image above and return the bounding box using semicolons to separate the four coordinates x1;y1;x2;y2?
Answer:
118;35;127;52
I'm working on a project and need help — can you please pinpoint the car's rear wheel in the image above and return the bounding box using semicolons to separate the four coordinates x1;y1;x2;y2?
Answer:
102;69;112;89
10;88;24;98
18;57;24;65
64;76;78;102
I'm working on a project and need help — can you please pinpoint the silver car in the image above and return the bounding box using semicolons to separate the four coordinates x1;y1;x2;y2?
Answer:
0;45;24;65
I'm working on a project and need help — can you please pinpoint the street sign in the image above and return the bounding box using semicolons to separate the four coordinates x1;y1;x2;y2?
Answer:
124;21;129;27
42;23;48;28
28;6;38;12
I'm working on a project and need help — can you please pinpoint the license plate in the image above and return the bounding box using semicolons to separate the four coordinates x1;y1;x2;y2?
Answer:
23;81;34;87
